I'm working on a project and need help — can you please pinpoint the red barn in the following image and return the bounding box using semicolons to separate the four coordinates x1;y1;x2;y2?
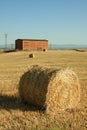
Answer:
15;39;48;51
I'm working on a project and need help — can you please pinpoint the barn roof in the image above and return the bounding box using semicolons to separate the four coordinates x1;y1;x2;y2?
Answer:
16;39;48;41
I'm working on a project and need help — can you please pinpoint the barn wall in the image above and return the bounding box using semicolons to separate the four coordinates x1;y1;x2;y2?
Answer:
15;40;23;50
23;40;48;50
15;39;48;51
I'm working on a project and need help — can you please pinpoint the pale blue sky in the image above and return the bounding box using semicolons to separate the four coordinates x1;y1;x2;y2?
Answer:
0;0;87;45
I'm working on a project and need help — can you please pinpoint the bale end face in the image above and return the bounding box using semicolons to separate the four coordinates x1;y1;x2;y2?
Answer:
46;68;80;114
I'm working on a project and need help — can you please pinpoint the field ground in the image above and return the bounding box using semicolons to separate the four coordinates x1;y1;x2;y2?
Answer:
0;50;87;130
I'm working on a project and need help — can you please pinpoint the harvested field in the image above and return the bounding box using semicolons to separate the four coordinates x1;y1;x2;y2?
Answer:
0;50;87;130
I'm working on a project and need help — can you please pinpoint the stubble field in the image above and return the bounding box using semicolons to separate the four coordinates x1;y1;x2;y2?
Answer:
0;50;87;130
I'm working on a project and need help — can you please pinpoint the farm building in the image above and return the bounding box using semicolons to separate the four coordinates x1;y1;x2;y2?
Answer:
15;39;48;51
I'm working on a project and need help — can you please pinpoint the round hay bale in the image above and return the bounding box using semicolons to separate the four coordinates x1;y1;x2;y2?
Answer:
29;53;35;58
75;49;86;52
19;65;80;114
43;49;47;52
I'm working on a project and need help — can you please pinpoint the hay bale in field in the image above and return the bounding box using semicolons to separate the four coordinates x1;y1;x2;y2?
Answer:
75;49;86;52
29;53;35;58
43;49;47;52
19;65;80;114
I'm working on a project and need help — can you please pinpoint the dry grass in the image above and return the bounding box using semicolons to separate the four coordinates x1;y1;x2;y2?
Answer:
0;50;87;130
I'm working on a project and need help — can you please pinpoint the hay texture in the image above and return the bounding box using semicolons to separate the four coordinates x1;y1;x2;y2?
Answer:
19;65;80;114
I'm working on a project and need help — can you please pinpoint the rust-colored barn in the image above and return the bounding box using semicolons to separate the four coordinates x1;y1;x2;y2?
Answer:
15;39;48;51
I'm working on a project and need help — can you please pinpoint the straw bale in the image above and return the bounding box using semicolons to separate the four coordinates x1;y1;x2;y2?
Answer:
19;65;80;114
43;49;47;52
29;53;35;58
75;49;86;52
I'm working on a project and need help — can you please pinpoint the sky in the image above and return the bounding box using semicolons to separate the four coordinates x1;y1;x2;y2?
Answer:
0;0;87;46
